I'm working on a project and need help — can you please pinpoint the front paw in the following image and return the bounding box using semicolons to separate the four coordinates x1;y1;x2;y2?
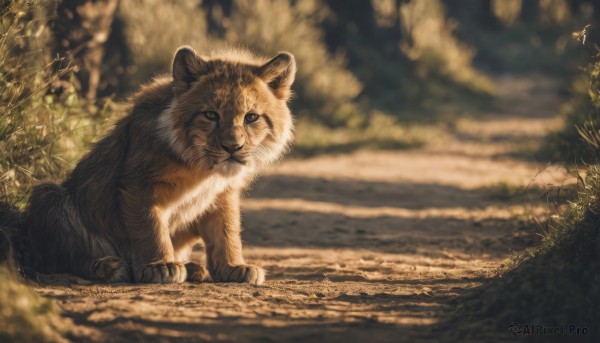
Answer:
134;262;187;283
185;261;211;283
90;256;132;283
215;265;265;285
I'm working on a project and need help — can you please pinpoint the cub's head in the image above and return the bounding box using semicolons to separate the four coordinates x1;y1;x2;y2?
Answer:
160;46;296;176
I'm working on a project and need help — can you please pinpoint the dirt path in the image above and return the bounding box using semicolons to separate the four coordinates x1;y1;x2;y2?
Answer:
35;75;573;342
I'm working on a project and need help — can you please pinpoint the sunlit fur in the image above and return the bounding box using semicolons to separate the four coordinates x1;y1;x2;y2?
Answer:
22;47;296;285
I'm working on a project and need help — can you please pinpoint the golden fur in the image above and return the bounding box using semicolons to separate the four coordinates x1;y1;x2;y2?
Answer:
22;46;296;284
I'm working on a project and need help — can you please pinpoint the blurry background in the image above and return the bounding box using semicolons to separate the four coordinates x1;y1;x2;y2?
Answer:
4;1;600;341
1;0;599;203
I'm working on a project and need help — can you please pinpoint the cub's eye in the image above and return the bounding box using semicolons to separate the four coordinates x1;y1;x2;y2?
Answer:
244;112;259;124
203;111;219;121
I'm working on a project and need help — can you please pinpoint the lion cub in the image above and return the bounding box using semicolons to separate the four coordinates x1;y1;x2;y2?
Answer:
22;47;295;285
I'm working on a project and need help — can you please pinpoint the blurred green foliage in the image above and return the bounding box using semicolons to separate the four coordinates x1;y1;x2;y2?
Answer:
0;0;65;204
119;0;362;127
0;0;118;206
1;1;599;340
0;3;117;339
444;22;600;339
2;0;594;203
113;0;501;154
541;25;600;163
0;265;67;342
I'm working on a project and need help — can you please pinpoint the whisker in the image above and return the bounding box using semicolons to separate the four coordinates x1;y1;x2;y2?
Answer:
182;144;205;159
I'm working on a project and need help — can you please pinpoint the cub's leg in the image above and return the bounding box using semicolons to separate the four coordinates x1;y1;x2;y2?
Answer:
121;187;187;284
197;189;265;285
172;231;210;283
89;256;132;283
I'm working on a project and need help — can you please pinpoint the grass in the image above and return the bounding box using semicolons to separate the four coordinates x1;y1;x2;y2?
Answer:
439;23;600;340
1;1;596;341
485;179;578;205
536;26;600;164
0;1;115;341
442;166;600;340
487;180;533;202
538;75;597;163
0;1;118;207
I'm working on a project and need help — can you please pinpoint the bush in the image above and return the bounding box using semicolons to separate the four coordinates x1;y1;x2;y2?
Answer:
222;0;362;125
118;0;363;127
341;0;495;122
0;2;107;341
1;0;65;204
541;26;600;163
399;0;493;95
117;0;208;89
0;0;118;206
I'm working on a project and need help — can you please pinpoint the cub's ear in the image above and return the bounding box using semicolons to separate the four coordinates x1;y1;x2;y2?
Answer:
256;52;296;101
172;46;208;94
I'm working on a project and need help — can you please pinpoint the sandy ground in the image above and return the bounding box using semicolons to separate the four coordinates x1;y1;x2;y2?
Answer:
35;75;574;342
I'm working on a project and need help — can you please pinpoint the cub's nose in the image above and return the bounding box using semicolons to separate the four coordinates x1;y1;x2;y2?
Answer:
221;143;243;154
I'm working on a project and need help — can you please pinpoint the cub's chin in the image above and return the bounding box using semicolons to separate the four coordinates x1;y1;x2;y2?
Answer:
215;158;247;177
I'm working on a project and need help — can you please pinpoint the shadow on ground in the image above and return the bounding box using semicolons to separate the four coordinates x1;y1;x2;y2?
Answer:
247;174;549;210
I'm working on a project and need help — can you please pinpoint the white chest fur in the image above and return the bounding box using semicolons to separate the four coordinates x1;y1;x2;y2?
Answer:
162;173;246;232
